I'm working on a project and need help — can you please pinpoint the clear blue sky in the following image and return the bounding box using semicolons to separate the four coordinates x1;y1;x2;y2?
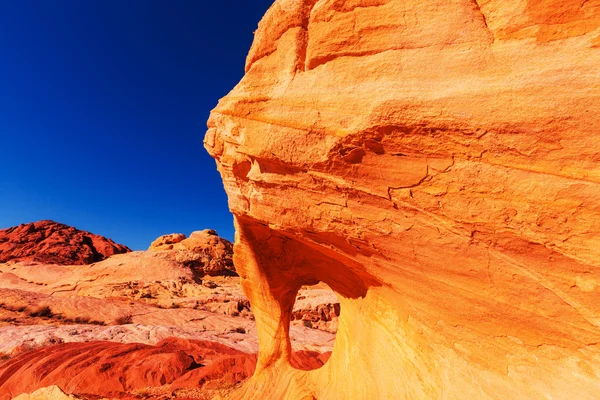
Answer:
0;1;273;250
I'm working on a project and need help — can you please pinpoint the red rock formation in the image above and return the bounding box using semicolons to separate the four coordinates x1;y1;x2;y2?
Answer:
0;221;130;265
0;338;329;399
205;0;600;398
0;338;249;399
149;230;236;277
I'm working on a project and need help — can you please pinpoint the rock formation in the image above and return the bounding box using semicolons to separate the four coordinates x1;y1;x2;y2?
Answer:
0;338;256;399
149;229;236;277
0;338;329;400
0;221;130;265
148;233;187;250
205;0;600;399
0;248;337;398
0;220;338;398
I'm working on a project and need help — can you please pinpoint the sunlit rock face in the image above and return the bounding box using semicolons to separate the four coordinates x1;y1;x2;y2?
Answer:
205;0;600;398
0;221;130;265
148;230;237;277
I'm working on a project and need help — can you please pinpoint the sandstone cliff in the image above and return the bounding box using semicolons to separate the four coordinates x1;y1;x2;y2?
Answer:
0;221;130;265
205;0;600;399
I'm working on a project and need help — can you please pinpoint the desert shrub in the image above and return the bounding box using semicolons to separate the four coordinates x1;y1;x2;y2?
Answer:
114;314;133;325
28;305;53;318
4;305;28;313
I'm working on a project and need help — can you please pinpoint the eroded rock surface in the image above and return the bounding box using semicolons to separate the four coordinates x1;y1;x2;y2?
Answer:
0;251;337;398
0;221;129;265
149;230;236;277
205;0;600;399
0;257;337;359
0;338;330;400
1;338;255;400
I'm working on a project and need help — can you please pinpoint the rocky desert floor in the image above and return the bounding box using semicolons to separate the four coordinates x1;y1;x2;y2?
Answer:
0;228;340;399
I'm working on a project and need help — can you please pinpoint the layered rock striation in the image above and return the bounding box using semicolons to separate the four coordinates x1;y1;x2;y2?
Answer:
205;0;600;399
0;221;130;265
0;338;329;400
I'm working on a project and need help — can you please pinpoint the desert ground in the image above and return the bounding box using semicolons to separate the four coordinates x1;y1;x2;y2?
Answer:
0;221;339;399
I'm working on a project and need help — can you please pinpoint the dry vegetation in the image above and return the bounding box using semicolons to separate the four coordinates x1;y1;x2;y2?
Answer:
0;301;105;326
114;314;133;325
28;305;53;318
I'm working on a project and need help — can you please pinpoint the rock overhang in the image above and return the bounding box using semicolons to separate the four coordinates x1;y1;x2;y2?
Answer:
205;0;600;398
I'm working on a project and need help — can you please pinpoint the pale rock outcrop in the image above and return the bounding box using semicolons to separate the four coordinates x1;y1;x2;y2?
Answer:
205;0;600;399
0;251;204;300
12;386;78;400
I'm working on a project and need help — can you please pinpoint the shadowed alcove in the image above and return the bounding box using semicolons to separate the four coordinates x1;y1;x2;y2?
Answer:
232;216;382;374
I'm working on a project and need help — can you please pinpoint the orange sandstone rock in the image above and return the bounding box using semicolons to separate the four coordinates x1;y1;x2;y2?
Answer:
149;230;236;277
149;233;186;250
205;0;600;399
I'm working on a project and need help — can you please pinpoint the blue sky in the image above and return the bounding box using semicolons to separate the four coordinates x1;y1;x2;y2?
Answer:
0;1;273;249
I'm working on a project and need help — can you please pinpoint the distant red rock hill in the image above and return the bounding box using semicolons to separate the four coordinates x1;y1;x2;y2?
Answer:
0;220;130;265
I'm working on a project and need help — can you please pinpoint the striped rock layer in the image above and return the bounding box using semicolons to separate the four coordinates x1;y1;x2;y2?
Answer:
205;0;600;399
